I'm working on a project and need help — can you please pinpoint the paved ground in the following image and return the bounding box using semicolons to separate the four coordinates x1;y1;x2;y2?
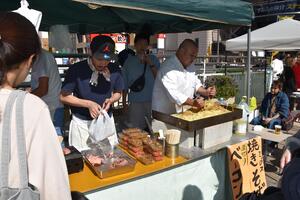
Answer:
264;122;300;187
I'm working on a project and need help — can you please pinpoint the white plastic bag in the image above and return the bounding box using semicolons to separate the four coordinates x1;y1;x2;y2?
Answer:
88;110;116;143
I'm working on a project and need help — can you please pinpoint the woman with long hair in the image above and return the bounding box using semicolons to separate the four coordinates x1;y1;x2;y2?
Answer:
0;12;71;200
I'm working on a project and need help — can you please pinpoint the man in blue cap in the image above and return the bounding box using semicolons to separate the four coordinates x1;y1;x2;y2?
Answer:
60;35;124;149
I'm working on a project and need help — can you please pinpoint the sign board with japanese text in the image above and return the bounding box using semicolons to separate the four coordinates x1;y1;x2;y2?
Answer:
90;34;127;44
254;0;300;17
227;136;267;200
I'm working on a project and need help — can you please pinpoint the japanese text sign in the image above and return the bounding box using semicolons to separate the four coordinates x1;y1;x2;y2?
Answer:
227;136;267;200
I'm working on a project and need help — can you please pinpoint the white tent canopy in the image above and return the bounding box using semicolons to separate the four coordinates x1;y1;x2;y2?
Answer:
226;19;300;51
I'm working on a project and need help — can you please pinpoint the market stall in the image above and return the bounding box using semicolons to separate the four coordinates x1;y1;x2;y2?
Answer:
2;1;256;199
226;19;300;51
2;0;253;33
69;134;259;200
65;98;268;199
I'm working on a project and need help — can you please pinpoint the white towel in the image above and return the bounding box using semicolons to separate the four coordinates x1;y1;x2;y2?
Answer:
87;58;110;86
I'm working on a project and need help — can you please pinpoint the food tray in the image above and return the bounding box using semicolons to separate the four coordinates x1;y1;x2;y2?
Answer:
152;106;242;131
81;147;136;179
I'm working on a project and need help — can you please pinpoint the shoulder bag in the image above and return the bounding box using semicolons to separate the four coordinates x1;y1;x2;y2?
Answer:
129;63;147;92
0;90;40;200
282;111;294;131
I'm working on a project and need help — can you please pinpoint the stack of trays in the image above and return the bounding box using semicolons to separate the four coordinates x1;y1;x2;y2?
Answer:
142;137;163;161
119;128;163;165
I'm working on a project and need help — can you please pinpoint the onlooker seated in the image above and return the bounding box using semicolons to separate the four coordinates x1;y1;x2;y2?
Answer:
250;80;289;129
251;80;289;155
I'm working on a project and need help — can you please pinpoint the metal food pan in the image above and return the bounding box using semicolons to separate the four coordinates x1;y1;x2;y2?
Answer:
82;148;136;179
152;107;242;131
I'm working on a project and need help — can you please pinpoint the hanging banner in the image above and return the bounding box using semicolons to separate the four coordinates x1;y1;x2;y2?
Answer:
90;34;127;43
254;0;300;17
227;136;267;200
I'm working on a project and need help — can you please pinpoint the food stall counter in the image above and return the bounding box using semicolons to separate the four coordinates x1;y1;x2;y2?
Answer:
69;155;187;193
69;134;257;200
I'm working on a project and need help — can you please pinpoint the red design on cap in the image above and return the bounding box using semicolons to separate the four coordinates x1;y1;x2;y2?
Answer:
103;45;110;52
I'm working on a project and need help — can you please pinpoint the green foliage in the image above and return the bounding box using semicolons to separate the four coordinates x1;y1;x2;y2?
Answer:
205;76;238;99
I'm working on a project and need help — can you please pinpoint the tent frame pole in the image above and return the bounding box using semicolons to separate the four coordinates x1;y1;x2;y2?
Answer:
246;27;251;104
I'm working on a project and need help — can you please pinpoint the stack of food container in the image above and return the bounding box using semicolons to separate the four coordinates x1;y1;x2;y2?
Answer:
119;128;163;165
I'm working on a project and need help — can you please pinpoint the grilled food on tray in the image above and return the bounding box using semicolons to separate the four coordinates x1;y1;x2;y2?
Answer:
128;138;143;147
86;154;104;167
119;128;164;165
136;154;155;165
85;151;130;168
172;100;231;121
110;158;129;169
81;148;136;178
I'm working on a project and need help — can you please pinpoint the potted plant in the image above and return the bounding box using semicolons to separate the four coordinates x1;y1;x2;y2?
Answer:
204;75;238;104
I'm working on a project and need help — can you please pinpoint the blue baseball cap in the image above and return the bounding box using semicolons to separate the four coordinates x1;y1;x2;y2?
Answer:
90;35;117;61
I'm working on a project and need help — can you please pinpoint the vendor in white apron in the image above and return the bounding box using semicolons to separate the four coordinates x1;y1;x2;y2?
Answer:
60;36;124;150
152;39;216;147
152;39;216;115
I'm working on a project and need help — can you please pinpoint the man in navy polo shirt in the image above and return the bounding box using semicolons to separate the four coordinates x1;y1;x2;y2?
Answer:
60;35;124;149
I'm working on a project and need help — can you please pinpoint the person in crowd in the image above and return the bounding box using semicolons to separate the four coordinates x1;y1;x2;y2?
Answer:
241;130;300;200
250;80;289;129
152;39;216;114
30;49;65;143
122;33;160;130
278;130;300;200
291;52;300;110
280;54;296;111
0;12;71;200
284;52;293;63
280;130;300;170
292;52;300;90
271;53;284;81
60;35;124;149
